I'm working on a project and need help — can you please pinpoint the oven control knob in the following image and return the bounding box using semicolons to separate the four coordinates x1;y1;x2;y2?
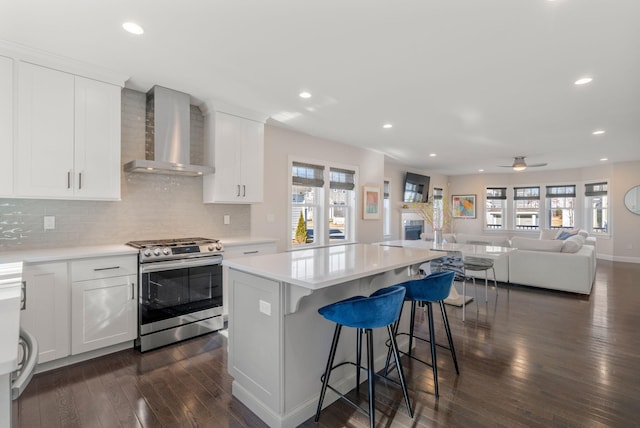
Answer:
163;247;170;255
143;249;151;257
216;243;223;251
153;248;161;256
208;245;214;251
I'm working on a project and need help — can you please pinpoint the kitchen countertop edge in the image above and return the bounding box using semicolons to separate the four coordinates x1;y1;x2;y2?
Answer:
0;245;138;264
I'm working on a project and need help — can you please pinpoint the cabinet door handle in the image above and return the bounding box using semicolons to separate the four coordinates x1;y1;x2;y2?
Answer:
236;185;241;197
21;281;26;310
131;282;135;300
67;171;72;189
242;185;246;197
243;250;259;255
78;172;83;190
93;266;120;271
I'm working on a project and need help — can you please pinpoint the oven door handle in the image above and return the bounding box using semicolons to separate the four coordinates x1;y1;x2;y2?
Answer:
140;256;223;273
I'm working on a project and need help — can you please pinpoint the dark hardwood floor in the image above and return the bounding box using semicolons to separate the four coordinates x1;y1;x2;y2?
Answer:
12;260;640;427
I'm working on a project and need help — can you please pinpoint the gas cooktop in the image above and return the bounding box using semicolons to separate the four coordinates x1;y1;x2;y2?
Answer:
126;237;223;262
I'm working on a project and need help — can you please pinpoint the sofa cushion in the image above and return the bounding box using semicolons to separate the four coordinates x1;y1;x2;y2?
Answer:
511;236;563;252
455;233;510;247
561;234;586;253
539;228;560;240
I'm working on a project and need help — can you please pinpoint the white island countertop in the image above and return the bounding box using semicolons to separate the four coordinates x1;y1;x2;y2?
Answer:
223;243;443;290
377;239;516;257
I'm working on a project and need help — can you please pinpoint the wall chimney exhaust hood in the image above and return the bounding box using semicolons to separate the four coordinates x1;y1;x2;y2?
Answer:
124;85;215;176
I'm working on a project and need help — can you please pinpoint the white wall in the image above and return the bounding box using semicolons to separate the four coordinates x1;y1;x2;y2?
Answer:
383;159;450;240
447;161;640;262
251;125;385;252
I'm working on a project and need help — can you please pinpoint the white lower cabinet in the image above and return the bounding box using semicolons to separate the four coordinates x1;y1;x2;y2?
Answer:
20;262;70;364
20;254;137;367
71;275;137;355
70;255;137;355
223;240;277;317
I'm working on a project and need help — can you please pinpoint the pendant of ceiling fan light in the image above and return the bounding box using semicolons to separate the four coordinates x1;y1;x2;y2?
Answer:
499;156;547;170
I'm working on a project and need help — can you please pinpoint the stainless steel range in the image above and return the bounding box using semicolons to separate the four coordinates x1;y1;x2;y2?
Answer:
126;237;224;352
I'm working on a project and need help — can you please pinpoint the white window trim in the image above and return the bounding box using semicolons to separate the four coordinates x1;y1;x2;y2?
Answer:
288;156;358;250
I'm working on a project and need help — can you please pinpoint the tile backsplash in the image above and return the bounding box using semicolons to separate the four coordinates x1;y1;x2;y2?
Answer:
0;88;250;251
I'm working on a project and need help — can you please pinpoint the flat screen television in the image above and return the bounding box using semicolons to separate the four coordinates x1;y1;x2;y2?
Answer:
403;172;430;203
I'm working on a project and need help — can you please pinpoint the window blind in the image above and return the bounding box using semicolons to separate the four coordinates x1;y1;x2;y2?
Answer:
292;162;324;187
486;187;507;200
383;180;390;199
514;186;540;200
546;185;576;198
329;167;356;190
585;182;608;197
433;187;443;200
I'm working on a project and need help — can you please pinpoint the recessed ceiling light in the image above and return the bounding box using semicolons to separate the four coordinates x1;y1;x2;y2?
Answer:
592;130;605;135
383;123;393;129
122;22;144;35
574;77;593;85
600;158;608;161
299;91;311;99
478;169;485;172
429;153;437;157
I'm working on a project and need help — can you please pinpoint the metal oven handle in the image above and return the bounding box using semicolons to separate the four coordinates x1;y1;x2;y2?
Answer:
140;256;223;273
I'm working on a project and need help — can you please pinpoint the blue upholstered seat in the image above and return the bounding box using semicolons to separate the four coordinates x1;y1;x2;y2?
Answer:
318;285;407;329
315;285;412;428
385;270;459;398
395;270;454;302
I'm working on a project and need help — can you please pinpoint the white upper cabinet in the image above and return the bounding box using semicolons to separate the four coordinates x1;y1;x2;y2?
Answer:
203;109;265;204
14;62;121;200
15;62;75;198
0;55;13;197
74;76;121;199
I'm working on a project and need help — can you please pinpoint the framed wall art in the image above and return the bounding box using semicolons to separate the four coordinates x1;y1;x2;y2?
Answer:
452;194;476;218
363;186;381;220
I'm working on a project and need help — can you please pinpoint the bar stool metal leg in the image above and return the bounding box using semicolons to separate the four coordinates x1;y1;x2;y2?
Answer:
315;324;342;422
439;301;459;374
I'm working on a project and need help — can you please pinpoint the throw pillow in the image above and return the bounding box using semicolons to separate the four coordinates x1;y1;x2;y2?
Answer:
539;228;559;240
561;235;586;253
555;228;580;240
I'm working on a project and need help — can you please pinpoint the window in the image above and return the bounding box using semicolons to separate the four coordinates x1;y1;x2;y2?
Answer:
485;187;506;230
432;187;444;230
329;167;356;242
546;185;576;229
290;161;356;248
291;162;324;247
383;180;391;236
514;186;540;230
585;182;608;234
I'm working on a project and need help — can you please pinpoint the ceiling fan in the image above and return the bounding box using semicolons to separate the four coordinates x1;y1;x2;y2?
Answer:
500;156;548;171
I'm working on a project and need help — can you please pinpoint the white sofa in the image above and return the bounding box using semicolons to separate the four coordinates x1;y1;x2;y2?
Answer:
428;230;596;294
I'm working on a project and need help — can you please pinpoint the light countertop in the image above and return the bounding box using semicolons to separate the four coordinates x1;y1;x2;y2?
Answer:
0;261;22;375
377;240;516;258
0;245;137;264
220;237;278;247
223;243;442;290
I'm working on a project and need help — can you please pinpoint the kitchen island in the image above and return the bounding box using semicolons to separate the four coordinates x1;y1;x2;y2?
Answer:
223;243;442;428
0;261;22;428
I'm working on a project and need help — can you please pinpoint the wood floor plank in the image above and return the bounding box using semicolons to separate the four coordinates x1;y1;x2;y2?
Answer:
12;259;640;427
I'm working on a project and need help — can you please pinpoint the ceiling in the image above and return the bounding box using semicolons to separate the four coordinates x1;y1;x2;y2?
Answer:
2;0;639;175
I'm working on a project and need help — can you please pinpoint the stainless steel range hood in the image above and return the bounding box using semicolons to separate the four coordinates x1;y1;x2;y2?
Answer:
124;86;215;176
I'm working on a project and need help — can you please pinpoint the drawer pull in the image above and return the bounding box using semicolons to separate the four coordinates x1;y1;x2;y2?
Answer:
93;266;120;271
243;250;259;255
131;282;135;300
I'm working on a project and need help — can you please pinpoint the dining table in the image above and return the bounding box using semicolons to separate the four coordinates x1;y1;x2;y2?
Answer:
374;240;516;321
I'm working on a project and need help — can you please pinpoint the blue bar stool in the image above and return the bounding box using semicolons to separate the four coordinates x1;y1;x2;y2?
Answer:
385;270;459;398
314;285;413;428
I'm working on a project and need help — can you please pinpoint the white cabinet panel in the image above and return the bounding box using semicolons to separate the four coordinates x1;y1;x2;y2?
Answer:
20;262;70;364
71;274;137;355
14;62;121;200
204;111;264;203
15;62;75;198
74;76;121;200
0;55;13;197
